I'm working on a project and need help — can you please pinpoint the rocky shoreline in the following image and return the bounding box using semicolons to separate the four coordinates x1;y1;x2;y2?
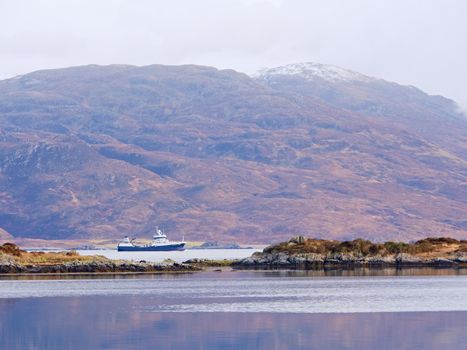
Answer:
0;259;201;274
234;251;467;269
233;236;467;269
0;243;201;274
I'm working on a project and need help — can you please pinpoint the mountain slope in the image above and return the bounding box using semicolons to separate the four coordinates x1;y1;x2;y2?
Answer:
255;62;467;158
0;63;466;243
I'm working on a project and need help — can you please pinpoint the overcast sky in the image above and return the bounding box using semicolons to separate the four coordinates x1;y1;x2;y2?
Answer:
1;0;466;108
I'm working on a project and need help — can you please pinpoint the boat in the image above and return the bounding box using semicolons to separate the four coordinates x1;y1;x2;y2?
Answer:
117;227;186;252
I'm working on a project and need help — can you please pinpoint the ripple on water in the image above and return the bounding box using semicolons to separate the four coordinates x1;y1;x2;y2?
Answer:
0;271;466;313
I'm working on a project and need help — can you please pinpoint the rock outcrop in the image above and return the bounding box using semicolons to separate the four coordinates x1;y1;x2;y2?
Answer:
234;237;467;269
235;251;467;269
0;259;200;274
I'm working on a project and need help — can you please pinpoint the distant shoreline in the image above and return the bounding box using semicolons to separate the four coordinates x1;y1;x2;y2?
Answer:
1;236;466;275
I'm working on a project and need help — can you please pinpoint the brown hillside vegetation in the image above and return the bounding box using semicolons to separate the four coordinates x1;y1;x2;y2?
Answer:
0;242;103;265
265;237;467;258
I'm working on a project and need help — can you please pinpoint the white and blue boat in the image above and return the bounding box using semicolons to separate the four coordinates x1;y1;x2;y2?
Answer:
117;227;185;252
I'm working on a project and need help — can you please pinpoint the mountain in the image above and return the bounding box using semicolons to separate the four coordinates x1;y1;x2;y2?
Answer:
0;63;466;243
255;63;466;157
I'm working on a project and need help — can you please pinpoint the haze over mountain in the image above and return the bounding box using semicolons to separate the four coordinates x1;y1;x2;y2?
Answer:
0;63;466;243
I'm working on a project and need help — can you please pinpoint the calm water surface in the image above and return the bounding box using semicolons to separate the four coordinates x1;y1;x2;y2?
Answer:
77;248;261;263
1;270;466;349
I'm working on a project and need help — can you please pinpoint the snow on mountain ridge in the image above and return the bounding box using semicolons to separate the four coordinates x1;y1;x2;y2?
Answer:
255;62;375;83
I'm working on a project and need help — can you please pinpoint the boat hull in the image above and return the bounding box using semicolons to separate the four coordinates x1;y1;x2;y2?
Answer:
117;243;186;252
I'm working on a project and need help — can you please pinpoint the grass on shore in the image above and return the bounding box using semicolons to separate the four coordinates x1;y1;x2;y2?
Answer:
266;237;467;257
0;243;108;265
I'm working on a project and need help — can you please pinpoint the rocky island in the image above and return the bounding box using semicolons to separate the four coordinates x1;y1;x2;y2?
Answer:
234;236;467;269
2;237;466;274
0;243;199;274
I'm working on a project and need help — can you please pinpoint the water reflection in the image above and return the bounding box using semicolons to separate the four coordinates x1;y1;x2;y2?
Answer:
238;267;467;278
0;297;465;350
1;267;465;281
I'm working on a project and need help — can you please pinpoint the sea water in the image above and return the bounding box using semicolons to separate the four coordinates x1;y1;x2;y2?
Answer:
0;270;466;349
77;248;261;263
